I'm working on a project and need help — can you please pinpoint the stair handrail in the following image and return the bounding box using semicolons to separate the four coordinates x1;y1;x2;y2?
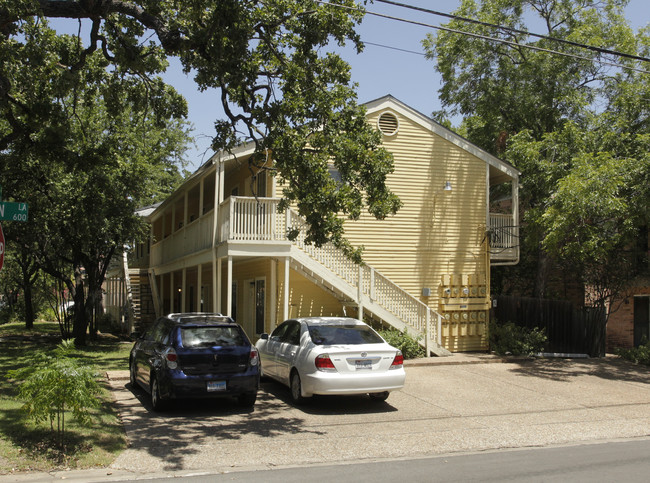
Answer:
286;208;443;347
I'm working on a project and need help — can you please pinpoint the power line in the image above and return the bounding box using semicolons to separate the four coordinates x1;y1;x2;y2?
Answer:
376;0;650;64
315;1;650;75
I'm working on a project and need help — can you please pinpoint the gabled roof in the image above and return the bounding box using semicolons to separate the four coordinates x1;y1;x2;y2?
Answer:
364;95;519;184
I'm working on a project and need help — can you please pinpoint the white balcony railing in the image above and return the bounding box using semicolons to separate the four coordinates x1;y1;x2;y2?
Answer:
150;197;515;349
488;213;518;260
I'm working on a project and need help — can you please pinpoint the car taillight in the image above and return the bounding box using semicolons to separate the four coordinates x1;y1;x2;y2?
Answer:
390;351;403;369
164;348;178;369
315;354;337;372
250;347;259;366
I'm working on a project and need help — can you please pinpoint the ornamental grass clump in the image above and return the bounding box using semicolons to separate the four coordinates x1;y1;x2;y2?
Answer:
7;339;101;450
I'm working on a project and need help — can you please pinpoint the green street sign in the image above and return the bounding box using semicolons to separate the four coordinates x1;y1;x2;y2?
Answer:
0;201;28;222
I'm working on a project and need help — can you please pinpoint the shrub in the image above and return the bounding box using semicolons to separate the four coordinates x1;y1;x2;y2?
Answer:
615;339;650;366
378;328;425;359
7;339;101;449
489;320;547;356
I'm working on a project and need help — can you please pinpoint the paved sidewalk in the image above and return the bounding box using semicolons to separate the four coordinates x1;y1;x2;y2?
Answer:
2;354;649;482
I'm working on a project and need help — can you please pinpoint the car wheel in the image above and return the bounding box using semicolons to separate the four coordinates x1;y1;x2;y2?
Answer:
290;370;306;404
238;392;257;407
150;376;166;411
369;391;389;402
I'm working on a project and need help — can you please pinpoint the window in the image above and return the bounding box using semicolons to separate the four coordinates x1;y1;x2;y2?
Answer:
283;321;301;346
308;324;383;345
271;321;290;340
256;170;267;197
181;327;244;348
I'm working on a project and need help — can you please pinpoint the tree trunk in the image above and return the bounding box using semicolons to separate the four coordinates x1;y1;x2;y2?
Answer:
22;268;34;329
72;267;87;345
534;246;550;299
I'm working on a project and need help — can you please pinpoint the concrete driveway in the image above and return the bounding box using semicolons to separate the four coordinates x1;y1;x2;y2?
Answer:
102;356;650;478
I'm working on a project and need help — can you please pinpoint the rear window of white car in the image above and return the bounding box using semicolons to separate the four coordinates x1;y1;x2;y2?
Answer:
307;325;383;345
180;326;245;348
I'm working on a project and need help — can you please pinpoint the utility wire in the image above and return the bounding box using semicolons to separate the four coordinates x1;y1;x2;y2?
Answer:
376;0;650;64
315;1;650;75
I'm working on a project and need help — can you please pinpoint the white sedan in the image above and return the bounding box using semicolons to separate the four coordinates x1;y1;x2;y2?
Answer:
256;317;406;403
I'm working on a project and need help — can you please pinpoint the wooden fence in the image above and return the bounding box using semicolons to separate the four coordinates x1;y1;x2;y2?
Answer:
494;295;606;357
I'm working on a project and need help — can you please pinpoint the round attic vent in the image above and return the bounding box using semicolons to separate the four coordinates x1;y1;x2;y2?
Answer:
377;111;399;136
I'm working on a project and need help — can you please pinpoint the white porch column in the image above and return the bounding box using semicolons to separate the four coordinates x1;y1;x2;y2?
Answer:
159;273;164;315
183;191;188;227
169;271;174;313
181;268;187;312
284;257;290;321
199;178;204;219
197;263;202;312
226;256;233;317
270;259;277;329
214;256;221;313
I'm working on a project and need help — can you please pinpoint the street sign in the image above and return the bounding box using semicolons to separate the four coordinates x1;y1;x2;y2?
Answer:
0;201;28;222
0;222;4;273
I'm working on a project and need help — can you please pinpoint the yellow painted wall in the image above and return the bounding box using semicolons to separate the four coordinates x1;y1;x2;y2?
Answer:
276;261;345;322
344;109;490;351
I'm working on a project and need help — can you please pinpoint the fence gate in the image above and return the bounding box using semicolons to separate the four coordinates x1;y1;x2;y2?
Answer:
494;296;606;357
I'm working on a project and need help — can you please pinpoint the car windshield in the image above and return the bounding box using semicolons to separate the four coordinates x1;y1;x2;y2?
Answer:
180;326;245;348
307;324;383;345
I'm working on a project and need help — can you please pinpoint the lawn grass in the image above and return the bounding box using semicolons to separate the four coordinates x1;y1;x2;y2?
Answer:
0;320;132;474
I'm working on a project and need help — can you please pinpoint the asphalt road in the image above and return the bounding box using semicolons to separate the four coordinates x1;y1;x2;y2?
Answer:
2;355;649;482
134;438;650;483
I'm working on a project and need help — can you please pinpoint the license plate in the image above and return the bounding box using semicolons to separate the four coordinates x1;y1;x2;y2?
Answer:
207;381;226;392
355;359;372;370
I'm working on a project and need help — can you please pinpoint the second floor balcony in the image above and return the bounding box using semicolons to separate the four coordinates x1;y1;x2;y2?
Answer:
149;196;519;267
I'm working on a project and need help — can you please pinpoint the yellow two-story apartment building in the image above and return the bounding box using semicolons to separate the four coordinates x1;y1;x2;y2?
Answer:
105;96;519;354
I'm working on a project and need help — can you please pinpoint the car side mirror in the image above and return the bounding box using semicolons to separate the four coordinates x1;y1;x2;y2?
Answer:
260;333;269;340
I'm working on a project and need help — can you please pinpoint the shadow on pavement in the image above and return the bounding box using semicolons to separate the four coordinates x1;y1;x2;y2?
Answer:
506;357;650;384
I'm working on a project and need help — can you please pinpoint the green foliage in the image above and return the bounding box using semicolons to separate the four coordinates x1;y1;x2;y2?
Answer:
0;322;127;470
489;320;547;357
7;340;102;448
1;0;401;265
378;328;425;359
426;0;649;303
615;339;650;366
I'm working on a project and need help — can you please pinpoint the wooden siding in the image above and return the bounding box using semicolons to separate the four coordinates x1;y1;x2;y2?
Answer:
276;261;345;321
345;109;490;351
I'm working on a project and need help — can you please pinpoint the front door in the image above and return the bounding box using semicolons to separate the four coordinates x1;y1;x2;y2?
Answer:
244;278;266;337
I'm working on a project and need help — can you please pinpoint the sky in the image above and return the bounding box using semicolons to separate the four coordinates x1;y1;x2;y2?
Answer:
46;1;648;171
170;0;649;171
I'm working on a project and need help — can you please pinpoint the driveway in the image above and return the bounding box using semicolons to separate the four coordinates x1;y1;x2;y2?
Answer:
103;356;650;477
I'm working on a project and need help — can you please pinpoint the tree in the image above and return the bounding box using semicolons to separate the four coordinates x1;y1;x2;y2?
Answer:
0;18;191;342
423;0;647;300
0;0;401;262
8;339;102;450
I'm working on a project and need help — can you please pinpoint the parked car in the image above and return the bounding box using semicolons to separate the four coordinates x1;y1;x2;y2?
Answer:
256;317;405;403
129;313;260;410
